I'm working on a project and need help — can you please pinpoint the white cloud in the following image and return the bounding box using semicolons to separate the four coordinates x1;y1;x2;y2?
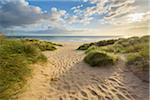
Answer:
0;0;67;29
128;13;144;22
105;11;150;25
71;4;83;10
0;0;45;28
67;0;137;25
0;0;149;36
128;12;150;22
50;7;66;22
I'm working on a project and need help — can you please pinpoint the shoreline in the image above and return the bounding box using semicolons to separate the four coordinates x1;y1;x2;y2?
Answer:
6;35;121;43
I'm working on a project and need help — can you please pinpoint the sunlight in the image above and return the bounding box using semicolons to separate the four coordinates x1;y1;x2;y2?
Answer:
0;0;149;99
128;13;144;22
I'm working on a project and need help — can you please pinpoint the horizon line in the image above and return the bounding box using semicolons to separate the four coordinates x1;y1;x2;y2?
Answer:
5;35;122;37
27;0;86;2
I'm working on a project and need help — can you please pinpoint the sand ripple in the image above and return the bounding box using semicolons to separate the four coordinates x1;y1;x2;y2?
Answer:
19;43;149;100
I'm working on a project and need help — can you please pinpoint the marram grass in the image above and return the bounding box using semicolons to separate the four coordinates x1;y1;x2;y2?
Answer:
0;37;60;99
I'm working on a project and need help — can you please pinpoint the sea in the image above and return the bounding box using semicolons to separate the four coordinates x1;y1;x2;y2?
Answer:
6;36;121;42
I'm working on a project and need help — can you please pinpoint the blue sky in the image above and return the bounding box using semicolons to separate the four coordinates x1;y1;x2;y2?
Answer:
28;0;95;11
0;0;149;36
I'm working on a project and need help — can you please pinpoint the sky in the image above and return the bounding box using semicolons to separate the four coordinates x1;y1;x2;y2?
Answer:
0;0;149;36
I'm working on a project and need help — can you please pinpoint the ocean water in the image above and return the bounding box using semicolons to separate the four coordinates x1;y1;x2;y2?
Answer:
7;36;120;42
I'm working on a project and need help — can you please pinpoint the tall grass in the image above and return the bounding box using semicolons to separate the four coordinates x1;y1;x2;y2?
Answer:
0;37;50;99
78;35;149;71
126;44;149;71
77;39;117;50
22;39;62;51
84;51;118;67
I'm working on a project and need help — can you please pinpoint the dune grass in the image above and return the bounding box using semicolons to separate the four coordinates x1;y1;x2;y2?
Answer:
126;43;149;71
78;35;149;68
84;51;117;66
77;43;95;50
0;37;60;99
78;35;149;81
99;36;149;70
125;42;149;82
22;39;62;51
77;39;117;50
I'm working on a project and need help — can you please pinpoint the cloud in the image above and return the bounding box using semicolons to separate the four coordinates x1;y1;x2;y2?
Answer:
0;0;46;28
0;0;149;36
106;11;150;25
67;0;137;25
68;4;93;25
0;0;148;28
0;0;68;31
88;0;136;18
71;4;83;10
127;12;150;22
66;15;93;25
50;7;66;23
104;0;136;19
30;27;69;34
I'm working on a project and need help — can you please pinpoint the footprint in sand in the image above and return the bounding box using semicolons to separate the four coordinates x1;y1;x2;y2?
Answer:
19;43;149;100
80;90;88;98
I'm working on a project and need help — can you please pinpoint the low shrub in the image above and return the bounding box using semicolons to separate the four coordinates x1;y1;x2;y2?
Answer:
84;51;117;66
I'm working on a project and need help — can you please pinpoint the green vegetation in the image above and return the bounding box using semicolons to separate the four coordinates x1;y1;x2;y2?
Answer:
77;43;94;50
125;42;149;82
126;43;149;71
77;39;117;50
78;35;149;81
98;36;149;70
84;51;117;66
0;37;59;99
22;39;62;51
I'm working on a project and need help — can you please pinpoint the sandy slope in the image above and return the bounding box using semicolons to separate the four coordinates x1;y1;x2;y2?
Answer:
19;42;149;100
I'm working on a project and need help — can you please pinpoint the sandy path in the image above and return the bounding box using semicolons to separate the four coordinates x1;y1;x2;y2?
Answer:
19;43;149;100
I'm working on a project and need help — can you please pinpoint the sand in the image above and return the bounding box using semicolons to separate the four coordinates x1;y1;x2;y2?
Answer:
19;42;149;100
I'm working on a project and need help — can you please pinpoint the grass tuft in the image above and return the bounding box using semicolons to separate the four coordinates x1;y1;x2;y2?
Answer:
22;39;62;51
0;37;59;99
84;51;117;67
77;39;117;50
79;35;149;81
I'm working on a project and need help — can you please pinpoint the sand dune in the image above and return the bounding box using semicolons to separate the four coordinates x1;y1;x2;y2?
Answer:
19;43;149;100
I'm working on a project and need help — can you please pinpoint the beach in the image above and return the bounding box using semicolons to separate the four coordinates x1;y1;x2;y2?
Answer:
19;42;149;100
0;0;149;99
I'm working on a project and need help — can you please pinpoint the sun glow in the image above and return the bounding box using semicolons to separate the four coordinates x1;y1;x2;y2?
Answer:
128;13;144;22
